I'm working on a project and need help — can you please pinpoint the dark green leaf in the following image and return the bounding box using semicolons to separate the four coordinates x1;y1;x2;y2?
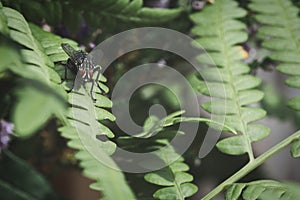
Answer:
226;184;246;200
13;85;65;137
288;96;300;111
190;0;267;158
216;136;248;155
0;151;61;200
290;139;300;158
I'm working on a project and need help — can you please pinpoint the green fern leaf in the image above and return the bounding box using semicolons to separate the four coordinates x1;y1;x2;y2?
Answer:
0;151;61;200
290;138;300;158
85;0;183;24
59;87;135;200
144;140;198;200
3;0;183;28
121;0;143;14
249;0;300;111
226;180;300;200
126;113;198;200
0;3;9;35
190;0;269;159
0;4;67;137
1;6;135;198
0;36;22;73
118;113;198;199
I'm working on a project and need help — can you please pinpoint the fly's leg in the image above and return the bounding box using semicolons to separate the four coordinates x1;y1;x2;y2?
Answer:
90;80;97;102
89;66;104;102
83;80;97;102
63;59;75;93
94;66;105;93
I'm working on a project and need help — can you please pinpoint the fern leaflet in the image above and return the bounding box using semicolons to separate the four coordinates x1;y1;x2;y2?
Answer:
226;180;300;200
190;0;269;160
29;24;136;199
130;113;198;200
144;140;198;200
0;3;66;137
249;0;300;111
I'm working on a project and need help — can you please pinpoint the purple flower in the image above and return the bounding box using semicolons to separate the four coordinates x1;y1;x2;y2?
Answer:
0;120;14;152
192;1;206;10
89;42;95;49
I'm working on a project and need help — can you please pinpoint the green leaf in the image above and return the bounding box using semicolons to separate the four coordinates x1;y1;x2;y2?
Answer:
121;0;142;14
286;76;300;89
288;96;300;111
190;0;268;158
241;107;266;123
242;184;265;200
290;139;300;158
196;80;234;99
226;180;300;200
250;0;300;112
0;37;22;72
0;151;61;200
234;75;261;91
60;88;135;199
144;138;197;199
13;84;65;137
225;184;245;200
199;68;230;82
202;100;237;115
0;3;9;35
247;125;270;142
216;136;248;155
277;64;300;76
137;8;182;23
0;9;134;197
153;183;198;200
238;90;264;106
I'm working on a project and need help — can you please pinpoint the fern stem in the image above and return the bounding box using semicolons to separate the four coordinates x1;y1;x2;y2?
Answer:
161;152;185;200
201;130;300;200
215;3;255;161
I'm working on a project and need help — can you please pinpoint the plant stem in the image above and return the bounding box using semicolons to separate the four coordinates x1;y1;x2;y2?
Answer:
201;130;300;200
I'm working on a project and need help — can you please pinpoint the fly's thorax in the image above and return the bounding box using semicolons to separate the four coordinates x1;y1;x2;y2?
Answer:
73;50;87;65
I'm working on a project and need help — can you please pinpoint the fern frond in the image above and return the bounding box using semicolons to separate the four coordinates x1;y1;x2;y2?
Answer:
29;25;136;199
226;180;300;200
0;3;9;35
118;112;198;199
2;7;59;84
249;0;300;111
144;141;198;200
3;0;183;28
0;151;61;200
290;138;300;158
190;0;269;159
88;0;182;24
135;114;198;200
0;4;67;137
59;88;135;200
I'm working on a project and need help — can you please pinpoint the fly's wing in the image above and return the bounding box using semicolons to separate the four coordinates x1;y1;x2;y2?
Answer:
83;54;96;70
79;55;97;81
